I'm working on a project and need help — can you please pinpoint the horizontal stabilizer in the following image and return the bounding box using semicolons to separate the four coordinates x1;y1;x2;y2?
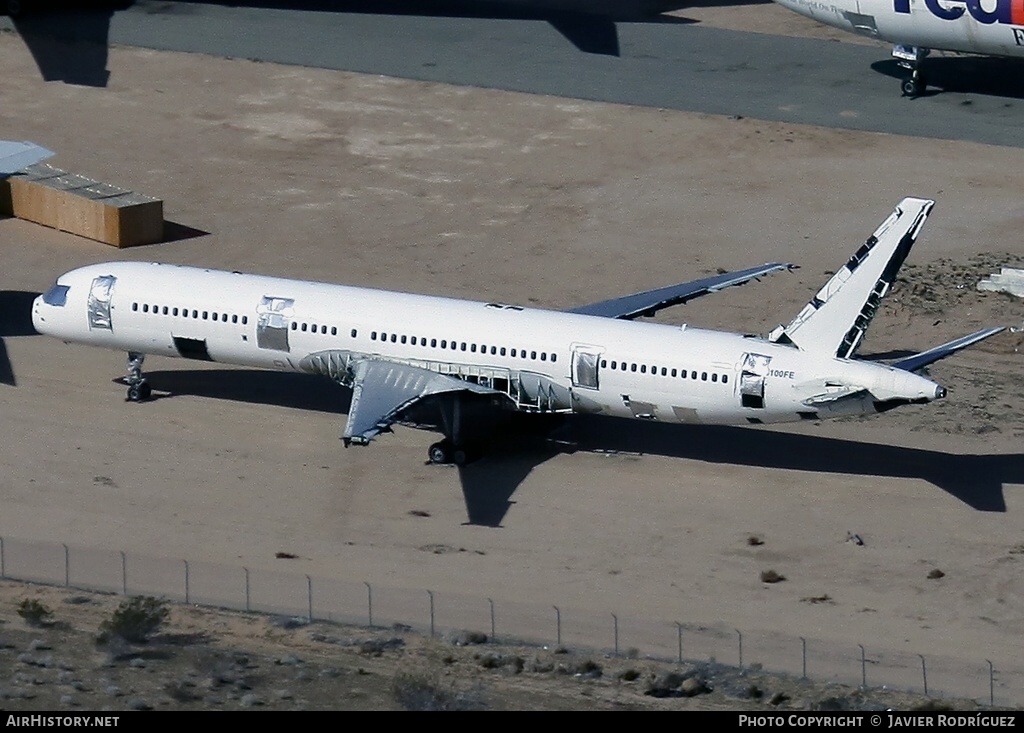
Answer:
570;263;794;320
0;141;54;177
770;198;934;358
892;327;1005;373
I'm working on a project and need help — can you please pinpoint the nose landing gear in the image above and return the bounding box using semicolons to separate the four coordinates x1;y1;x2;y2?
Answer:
124;351;152;402
894;45;929;98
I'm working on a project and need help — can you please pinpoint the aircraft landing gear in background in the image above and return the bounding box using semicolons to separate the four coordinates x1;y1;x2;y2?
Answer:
894;45;929;97
427;439;472;466
124;351;152;402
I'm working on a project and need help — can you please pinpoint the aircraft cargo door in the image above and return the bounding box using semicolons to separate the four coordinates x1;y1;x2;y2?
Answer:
740;352;771;409
256;296;294;352
571;345;602;390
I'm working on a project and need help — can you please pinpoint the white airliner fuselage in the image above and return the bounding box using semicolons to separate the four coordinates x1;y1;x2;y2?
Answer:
33;262;939;426
31;198;1001;464
772;0;1024;94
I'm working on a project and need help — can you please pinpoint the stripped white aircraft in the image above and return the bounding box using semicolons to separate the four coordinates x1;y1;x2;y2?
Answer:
772;0;1024;96
33;197;1002;465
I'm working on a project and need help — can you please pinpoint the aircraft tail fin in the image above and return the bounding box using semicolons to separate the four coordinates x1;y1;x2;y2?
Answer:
768;197;934;358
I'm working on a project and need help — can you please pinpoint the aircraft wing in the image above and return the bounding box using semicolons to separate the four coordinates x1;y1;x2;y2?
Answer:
0;141;54;177
568;263;794;320
342;359;498;446
892;327;1006;373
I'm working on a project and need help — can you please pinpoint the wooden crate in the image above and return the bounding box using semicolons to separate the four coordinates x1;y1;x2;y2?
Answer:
0;163;163;247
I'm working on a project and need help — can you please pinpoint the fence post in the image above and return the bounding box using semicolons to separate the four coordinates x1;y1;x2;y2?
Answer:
919;654;928;696
986;659;994;707
365;582;372;627
736;629;743;669
63;543;69;587
553;605;561;647
800;637;807;679
244;568;250;612
427;590;435;638
488;598;495;643
120;551;126;596
1;536;5;579
306;575;313;622
675;622;683;664
858;644;867;688
184;560;190;604
612;613;619;657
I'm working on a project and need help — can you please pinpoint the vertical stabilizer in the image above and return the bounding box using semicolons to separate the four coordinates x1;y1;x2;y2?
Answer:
769;197;934;359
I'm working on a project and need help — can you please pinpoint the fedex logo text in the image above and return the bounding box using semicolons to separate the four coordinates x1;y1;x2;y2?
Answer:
894;0;1024;24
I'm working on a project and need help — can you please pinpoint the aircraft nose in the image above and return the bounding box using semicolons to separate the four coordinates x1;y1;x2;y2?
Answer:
934;385;947;400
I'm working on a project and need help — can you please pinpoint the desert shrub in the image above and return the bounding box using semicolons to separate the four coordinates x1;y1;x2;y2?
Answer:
99;596;169;643
927;569;945;579
760;569;786;583
17;599;52;627
391;671;486;711
747;535;764;546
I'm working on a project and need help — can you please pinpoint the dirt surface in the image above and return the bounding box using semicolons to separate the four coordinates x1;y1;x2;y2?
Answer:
0;22;1023;709
0;582;1001;710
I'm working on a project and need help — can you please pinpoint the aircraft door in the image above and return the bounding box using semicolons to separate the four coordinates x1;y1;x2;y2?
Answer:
740;352;771;409
87;275;116;331
256;296;294;352
571;346;602;390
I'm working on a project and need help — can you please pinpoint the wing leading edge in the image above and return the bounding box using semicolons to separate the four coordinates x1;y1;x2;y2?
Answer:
892;327;1006;373
568;263;795;320
0;141;54;178
342;359;499;446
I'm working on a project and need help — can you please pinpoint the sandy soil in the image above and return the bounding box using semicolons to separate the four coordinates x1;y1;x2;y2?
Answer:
0;24;1022;706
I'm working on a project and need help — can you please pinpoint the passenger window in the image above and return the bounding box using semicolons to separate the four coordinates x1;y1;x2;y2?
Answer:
600;359;607;368
292;322;298;331
321;325;326;334
530;351;537;360
143;304;149;313
701;372;708;381
223;313;229;322
722;374;729;384
500;347;506;356
174;308;179;317
242;316;248;325
641;365;647;374
631;363;637;372
371;332;377;340
551;354;556;363
511;348;517;357
212;312;218;321
301;323;307;332
490;346;496;355
712;373;718;382
461;343;467;351
410;336;417;345
671;368;677;377
232;314;237;323
202;311;208;320
541;353;547;361
471;344;477;353
163;307;169;315
661;367;667;376
691;371;697;380
401;335;407;344
132;303;138;312
610;361;616;369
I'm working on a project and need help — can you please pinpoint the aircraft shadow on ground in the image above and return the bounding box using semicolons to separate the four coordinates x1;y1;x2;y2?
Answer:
142;368;1020;524
872;57;1024;100
0;290;41;386
8;0;700;73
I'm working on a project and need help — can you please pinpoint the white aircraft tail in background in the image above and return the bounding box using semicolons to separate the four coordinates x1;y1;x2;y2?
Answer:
0;140;53;178
771;0;1024;96
31;198;1003;464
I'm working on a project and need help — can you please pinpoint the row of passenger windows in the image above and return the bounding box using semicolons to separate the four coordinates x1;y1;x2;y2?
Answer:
290;321;357;338
369;331;557;363
601;359;729;384
132;302;248;325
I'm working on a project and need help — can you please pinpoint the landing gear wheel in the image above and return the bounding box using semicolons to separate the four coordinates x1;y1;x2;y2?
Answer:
901;76;924;98
127;381;151;402
452;448;468;466
428;441;452;465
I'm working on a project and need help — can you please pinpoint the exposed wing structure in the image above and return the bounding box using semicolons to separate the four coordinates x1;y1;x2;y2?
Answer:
568;263;794;320
892;327;1006;373
770;197;934;358
342;359;498;446
0;141;53;177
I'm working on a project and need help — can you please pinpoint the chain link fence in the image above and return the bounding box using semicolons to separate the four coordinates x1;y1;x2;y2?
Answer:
0;535;1017;706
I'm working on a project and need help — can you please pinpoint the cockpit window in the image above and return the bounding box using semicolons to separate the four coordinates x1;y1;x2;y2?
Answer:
42;283;70;307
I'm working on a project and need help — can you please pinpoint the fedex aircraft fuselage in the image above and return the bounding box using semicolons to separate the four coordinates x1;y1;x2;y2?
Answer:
32;261;940;430
773;0;1024;94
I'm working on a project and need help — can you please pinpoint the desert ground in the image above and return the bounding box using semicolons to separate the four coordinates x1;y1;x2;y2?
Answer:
0;9;1022;708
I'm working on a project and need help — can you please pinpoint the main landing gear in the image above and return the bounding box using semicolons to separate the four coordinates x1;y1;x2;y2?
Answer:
427;439;470;466
894;45;929;98
426;395;476;466
124;351;152;402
